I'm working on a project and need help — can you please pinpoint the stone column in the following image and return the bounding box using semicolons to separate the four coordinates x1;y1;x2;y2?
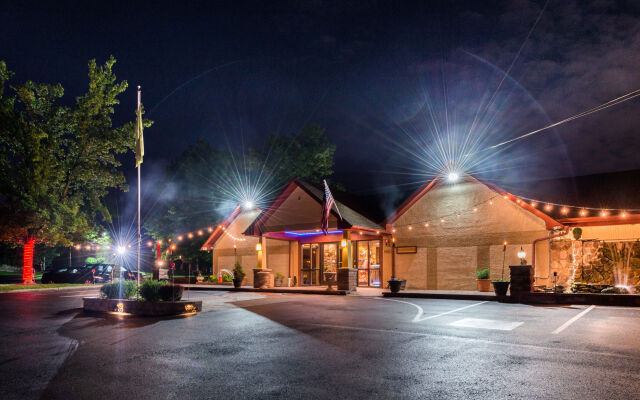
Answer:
338;230;357;292
254;236;273;288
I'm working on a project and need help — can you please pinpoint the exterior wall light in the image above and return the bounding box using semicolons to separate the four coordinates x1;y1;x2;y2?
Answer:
447;172;459;182
518;246;527;265
340;239;347;248
256;243;262;251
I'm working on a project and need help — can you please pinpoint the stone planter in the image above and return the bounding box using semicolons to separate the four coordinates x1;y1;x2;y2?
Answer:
492;281;510;297
476;279;491;292
324;271;337;290
253;269;273;289
274;278;284;287
388;279;403;293
196;275;204;283
83;298;202;316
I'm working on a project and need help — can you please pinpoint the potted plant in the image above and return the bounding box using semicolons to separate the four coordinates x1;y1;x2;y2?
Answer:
572;227;582;240
274;272;285;287
492;279;510;296
388;277;403;293
232;262;245;289
492;243;510;296
476;268;491;292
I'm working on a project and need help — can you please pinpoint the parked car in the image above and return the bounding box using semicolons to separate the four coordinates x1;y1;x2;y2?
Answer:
41;264;137;284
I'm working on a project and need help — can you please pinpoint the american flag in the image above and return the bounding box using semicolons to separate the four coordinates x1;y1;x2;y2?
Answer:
321;180;340;234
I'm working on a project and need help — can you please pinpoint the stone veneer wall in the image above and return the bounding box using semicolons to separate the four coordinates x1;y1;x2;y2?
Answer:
549;239;600;287
548;239;640;288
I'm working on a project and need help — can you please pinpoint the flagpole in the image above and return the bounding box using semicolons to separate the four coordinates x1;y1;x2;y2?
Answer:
137;85;141;295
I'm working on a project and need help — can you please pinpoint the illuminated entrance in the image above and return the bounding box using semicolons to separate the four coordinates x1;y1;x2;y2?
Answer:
300;240;380;287
301;243;341;285
355;240;381;287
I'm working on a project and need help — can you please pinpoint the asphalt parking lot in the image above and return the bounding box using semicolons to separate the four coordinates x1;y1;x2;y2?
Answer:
2;288;640;399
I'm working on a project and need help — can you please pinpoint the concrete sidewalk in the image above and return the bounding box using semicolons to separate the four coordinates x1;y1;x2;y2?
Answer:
384;289;498;301
184;284;350;295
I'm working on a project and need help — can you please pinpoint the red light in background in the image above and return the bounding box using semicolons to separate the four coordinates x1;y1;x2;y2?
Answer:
22;238;36;284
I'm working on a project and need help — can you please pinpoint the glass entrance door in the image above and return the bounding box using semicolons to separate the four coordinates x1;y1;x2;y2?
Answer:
320;243;339;284
355;240;381;287
301;244;320;285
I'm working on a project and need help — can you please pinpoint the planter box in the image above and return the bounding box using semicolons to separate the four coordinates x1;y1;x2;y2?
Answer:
83;298;202;316
171;277;197;284
253;269;273;289
477;279;491;292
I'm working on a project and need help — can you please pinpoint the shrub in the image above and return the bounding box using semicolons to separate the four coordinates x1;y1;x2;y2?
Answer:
140;279;166;301
101;280;137;299
232;262;245;280
572;227;583;239
158;284;184;301
274;272;285;280
222;272;233;282
209;275;217;282
476;268;490;280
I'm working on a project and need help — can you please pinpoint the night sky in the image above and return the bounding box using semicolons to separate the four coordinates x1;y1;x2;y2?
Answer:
3;0;640;218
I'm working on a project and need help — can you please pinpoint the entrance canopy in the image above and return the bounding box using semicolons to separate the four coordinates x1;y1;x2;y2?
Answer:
244;180;385;240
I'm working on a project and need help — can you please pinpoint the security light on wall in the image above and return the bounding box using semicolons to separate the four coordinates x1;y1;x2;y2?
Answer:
447;172;460;182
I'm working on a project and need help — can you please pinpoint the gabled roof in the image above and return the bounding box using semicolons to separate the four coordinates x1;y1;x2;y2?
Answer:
245;179;384;236
385;174;564;230
200;205;242;251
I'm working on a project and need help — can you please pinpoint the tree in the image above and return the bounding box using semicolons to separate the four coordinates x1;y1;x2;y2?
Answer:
0;57;148;283
261;124;336;186
144;124;336;269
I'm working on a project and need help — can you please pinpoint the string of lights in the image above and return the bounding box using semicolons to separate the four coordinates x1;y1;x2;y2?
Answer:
390;191;636;231
391;194;502;231
72;188;638;247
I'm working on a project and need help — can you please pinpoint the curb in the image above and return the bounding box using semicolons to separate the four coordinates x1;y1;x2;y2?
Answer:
383;291;640;307
185;286;348;296
0;284;102;294
383;292;501;301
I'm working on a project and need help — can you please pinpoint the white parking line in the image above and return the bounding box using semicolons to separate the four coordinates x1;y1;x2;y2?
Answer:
304;322;640;360
552;305;596;334
382;298;487;322
450;318;523;331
